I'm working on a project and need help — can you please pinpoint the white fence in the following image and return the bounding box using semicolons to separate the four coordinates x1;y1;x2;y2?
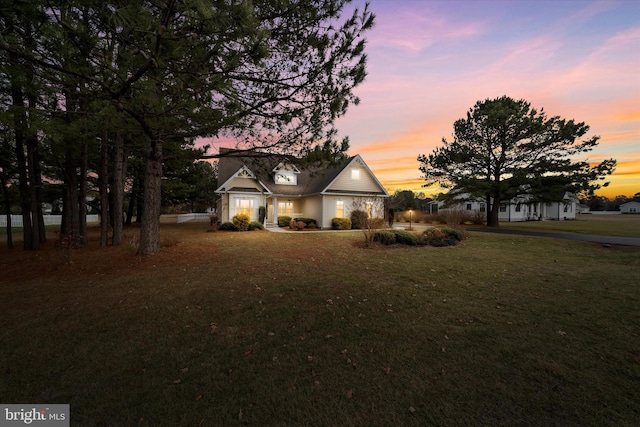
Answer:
0;213;213;228
587;211;622;215
0;214;100;228
160;213;211;223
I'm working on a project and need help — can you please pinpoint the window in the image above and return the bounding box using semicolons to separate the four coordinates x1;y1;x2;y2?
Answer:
336;200;344;218
366;201;373;217
235;198;254;218
563;204;568;212
499;205;507;213
275;172;296;185
351;169;360;180
515;204;521;212
466;203;472;211
278;201;293;216
480;204;486;213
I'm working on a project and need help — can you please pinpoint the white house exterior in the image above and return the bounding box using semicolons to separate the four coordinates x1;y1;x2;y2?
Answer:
215;150;389;228
438;191;578;222
620;201;640;214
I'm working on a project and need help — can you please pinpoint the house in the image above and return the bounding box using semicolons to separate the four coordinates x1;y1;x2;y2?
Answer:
214;150;389;228
620;201;640;214
436;191;578;222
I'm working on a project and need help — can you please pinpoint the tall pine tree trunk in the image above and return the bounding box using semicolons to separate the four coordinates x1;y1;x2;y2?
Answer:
26;141;41;247
112;132;126;245
487;194;500;227
78;140;88;243
60;89;81;240
1;173;14;249
61;137;80;239
26;89;45;244
99;133;109;247
138;138;162;255
11;82;34;250
31;150;45;243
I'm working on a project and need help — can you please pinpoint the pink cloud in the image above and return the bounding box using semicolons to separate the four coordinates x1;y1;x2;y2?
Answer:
367;5;485;53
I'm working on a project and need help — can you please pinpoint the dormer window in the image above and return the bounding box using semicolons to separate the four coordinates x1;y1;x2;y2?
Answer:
272;162;300;185
275;172;296;185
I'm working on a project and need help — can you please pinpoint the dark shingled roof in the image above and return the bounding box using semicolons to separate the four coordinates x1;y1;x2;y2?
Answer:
216;149;359;197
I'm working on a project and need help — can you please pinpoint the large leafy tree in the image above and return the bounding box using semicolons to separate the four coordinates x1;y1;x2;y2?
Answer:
418;96;616;227
1;0;374;255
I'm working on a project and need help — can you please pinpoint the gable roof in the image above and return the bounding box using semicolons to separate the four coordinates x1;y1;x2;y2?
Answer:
215;150;388;197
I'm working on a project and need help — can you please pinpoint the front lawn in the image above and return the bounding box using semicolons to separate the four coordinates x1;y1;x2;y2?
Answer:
1;224;638;426
499;213;640;238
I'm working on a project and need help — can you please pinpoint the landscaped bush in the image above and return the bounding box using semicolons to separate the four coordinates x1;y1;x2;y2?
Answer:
372;229;422;246
294;217;317;227
350;210;369;229
289;218;306;231
278;216;291;227
219;222;236;231
373;230;396;245
391;229;421;245
422;226;465;246
331;217;352;230
232;214;250;231
248;221;264;231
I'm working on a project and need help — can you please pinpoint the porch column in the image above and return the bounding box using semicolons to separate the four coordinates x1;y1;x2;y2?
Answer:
272;196;278;225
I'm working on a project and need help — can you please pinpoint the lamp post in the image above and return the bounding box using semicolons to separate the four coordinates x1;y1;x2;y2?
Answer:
409;209;413;230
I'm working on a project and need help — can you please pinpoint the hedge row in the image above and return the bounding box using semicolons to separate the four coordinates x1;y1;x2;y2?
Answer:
373;226;464;247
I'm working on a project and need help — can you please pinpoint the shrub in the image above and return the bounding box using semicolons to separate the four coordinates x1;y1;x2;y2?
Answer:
290;218;306;231
278;216;291;227
373;229;421;246
219;222;236;231
422;226;465;246
350;210;369;229
391;229;421;245
232;214;250;231
294;217;317;226
440;207;472;227
331;217;352;230
470;209;485;225
248;221;264;231
374;230;396;245
370;217;385;229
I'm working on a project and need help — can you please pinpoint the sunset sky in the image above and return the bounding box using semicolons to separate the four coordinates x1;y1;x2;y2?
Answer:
335;0;640;198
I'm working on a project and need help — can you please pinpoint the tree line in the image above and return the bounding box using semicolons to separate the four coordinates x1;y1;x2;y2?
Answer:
0;0;373;254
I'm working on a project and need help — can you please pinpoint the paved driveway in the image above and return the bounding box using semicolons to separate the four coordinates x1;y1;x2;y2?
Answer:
467;228;640;247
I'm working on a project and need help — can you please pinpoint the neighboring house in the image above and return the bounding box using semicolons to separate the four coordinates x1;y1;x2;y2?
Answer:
620;201;640;214
576;203;591;214
215;150;389;228
437;191;578;222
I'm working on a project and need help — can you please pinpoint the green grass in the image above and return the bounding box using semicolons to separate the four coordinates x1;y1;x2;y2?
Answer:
501;213;640;238
1;223;639;426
